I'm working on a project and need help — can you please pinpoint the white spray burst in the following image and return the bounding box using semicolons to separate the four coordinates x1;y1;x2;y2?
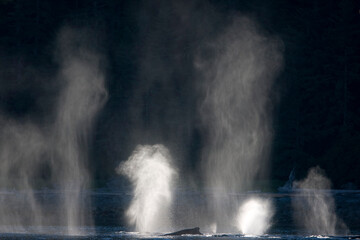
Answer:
235;198;273;236
117;144;177;233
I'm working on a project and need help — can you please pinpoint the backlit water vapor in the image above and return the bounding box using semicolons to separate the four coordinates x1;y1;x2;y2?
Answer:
235;198;273;235
53;27;107;235
197;16;282;232
0;120;47;232
117;144;177;233
0;27;107;235
292;167;349;236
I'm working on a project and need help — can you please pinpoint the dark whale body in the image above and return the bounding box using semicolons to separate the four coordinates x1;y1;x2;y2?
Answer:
164;227;202;236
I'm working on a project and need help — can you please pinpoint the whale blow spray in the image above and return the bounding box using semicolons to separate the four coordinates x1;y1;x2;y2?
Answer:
197;16;282;232
117;144;177;233
0;27;107;235
292;167;349;235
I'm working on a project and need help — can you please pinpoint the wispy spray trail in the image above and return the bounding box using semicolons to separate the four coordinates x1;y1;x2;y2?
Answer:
0;27;107;235
197;16;282;232
53;27;107;235
0;119;47;232
292;166;349;236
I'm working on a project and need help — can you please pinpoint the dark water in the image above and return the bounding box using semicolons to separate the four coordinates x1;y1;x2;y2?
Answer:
0;191;359;239
1;231;360;240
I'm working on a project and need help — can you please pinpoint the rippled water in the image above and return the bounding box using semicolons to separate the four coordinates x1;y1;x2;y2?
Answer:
1;231;360;240
0;191;359;239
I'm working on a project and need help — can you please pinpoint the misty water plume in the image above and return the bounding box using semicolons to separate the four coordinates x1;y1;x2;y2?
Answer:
235;198;273;235
53;27;108;234
292;166;349;236
0;120;48;232
197;16;282;232
117;144;177;233
0;27;107;235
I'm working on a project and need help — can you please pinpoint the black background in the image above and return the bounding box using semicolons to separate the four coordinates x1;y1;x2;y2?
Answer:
0;0;359;189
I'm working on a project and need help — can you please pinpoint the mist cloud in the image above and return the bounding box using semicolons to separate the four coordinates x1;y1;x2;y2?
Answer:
0;26;107;235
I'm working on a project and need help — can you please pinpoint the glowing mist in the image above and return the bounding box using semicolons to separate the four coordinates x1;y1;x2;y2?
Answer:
117;144;177;233
0;27;107;235
235;198;273;235
53;27;107;235
292;167;349;236
197;16;282;232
